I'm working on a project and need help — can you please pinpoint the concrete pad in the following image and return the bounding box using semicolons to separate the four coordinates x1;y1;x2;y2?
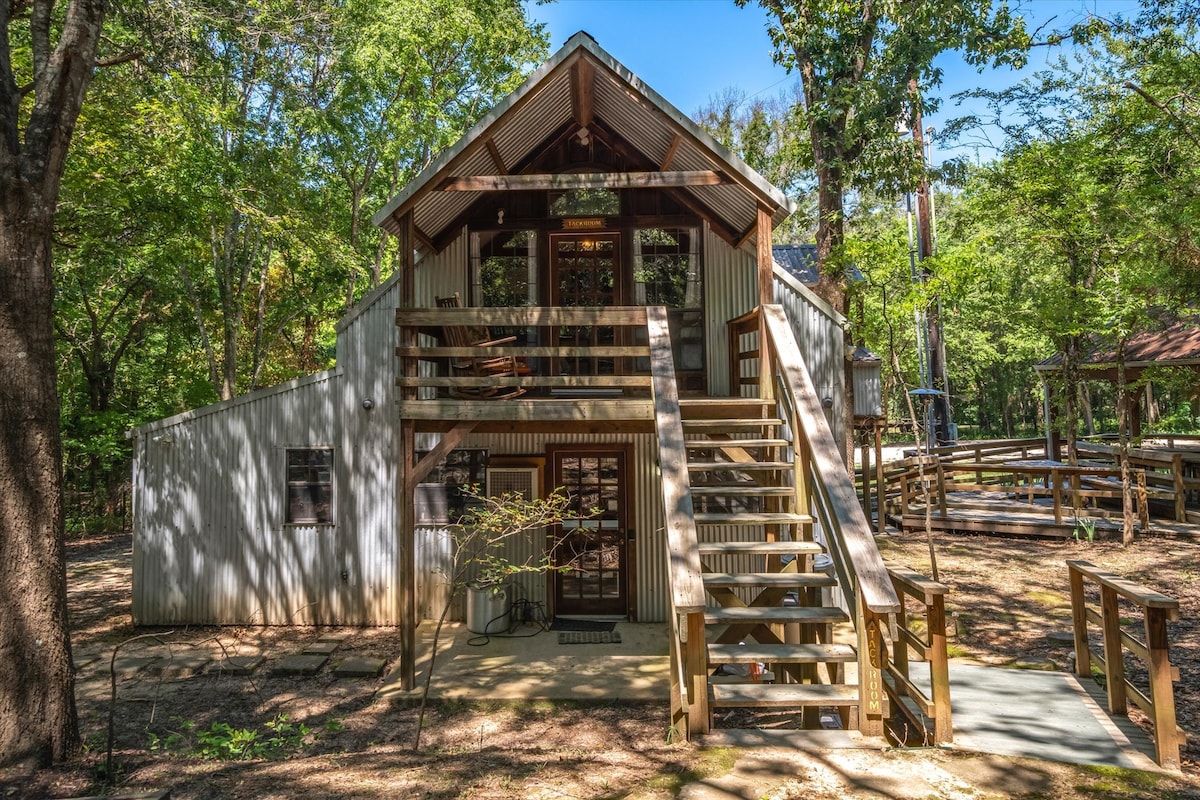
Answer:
334;656;386;678
910;663;1160;770
273;654;328;676
221;655;264;675
302;640;340;655
378;621;668;702
317;630;350;643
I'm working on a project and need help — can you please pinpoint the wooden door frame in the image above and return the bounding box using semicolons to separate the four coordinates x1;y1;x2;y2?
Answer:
545;443;635;619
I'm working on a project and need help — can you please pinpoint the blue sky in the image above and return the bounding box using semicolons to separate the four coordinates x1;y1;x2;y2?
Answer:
524;0;1143;164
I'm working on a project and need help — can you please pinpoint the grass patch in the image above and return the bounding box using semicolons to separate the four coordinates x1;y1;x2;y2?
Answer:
642;747;738;794
1027;590;1070;609
946;643;974;658
1073;764;1167;795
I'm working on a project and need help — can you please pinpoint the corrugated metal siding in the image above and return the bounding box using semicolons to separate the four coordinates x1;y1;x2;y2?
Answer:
437;431;670;622
773;270;847;451
703;227;758;397
132;373;345;625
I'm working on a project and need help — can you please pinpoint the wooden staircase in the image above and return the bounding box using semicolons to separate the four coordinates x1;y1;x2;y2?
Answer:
680;398;863;730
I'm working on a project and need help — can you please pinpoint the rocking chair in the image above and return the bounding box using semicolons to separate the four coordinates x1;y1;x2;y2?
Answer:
435;293;529;399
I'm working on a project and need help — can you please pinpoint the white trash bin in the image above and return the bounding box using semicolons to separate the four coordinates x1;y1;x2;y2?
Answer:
466;583;511;634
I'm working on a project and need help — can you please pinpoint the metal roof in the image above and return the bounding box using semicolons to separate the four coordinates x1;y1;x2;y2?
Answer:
1033;317;1200;373
372;31;794;248
772;243;864;286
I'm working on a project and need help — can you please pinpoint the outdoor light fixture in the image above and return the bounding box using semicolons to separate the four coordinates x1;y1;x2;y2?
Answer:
576;126;590;146
361;398;375;410
496;208;505;225
822;397;834;409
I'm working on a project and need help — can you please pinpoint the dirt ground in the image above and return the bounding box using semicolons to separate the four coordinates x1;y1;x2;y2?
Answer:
1;529;1199;799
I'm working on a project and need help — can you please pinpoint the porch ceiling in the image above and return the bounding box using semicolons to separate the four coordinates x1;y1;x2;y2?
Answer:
372;31;793;250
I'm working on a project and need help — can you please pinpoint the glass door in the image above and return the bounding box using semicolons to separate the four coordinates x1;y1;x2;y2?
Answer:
551;447;629;617
549;233;620;376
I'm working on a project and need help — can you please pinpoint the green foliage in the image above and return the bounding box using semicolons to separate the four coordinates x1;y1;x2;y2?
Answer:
146;714;324;761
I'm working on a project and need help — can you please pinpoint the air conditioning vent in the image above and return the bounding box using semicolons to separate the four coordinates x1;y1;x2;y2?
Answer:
486;467;539;500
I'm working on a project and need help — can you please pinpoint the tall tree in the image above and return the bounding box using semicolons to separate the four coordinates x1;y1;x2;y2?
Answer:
0;0;107;766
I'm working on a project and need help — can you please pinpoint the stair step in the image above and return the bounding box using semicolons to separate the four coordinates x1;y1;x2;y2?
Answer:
703;572;836;589
695;512;814;526
704;606;849;625
691;485;795;497
698;541;824;556
683;418;786;431
678;399;773;420
685;438;790;449
688;461;793;472
708;643;858;665
711;682;859;709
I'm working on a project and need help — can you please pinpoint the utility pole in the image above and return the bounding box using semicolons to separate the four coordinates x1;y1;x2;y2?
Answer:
910;101;953;446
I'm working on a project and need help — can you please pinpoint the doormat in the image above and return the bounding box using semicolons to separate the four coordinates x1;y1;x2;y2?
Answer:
558;631;622;645
550;618;616;632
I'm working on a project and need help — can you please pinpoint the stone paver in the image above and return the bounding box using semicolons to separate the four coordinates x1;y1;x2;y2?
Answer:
317;631;350;643
302;640;340;655
221;655;265;675
334;656;386;678
152;655;211;679
1046;630;1076;645
112;655;160;676
273;654;328;676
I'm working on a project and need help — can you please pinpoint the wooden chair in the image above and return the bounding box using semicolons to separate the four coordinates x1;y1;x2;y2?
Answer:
435;293;529;399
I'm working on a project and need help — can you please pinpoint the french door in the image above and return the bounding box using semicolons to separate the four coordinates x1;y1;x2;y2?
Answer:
549;233;620;376
550;447;630;617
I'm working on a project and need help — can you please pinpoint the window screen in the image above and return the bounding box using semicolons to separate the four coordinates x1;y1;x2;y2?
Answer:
286;448;333;524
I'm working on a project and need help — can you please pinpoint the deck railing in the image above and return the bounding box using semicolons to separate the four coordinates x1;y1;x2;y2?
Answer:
884;564;952;745
646;306;710;738
760;304;901;736
394;306;656;406
1068;560;1183;770
890;460;1149;534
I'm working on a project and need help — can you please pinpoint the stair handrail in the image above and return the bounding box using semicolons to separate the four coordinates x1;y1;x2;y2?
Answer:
761;304;900;617
646;305;709;737
1068;559;1182;769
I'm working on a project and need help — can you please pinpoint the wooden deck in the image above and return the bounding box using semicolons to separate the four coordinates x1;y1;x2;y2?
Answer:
875;437;1200;539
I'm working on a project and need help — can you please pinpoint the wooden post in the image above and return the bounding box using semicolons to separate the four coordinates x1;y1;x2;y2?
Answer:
927;590;952;745
1069;564;1091;678
396;210;418;691
875;422;886;535
857;603;886;737
756;207;774;402
1172;453;1185;522
1100;585;1127;715
1051;467;1063;525
1144;607;1181;770
685;611;710;736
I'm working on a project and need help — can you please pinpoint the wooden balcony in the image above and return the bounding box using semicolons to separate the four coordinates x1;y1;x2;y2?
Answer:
394;306;753;432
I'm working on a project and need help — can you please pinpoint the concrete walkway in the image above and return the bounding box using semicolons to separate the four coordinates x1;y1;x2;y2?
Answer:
380;622;1164;774
911;662;1162;771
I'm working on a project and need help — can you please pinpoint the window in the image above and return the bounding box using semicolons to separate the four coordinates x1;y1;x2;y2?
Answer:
414;448;489;524
286;448;333;524
633;228;705;384
549;188;620;217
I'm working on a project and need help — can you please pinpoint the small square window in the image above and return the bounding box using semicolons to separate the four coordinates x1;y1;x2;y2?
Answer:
286;448;333;524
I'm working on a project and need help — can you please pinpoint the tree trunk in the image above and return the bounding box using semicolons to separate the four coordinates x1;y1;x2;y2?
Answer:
0;0;106;767
0;208;80;766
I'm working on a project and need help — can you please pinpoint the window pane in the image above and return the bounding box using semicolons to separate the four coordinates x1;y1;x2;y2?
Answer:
286;448;333;524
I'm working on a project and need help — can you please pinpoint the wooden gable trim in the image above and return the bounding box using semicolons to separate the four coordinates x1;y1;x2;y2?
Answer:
436;170;730;192
571;57;594;128
484;138;508;175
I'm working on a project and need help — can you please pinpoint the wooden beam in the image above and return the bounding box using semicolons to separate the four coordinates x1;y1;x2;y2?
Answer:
571;58;594;128
397;210;417;691
410;422;478;486
660;133;682;171
757;206;773;307
437;171;731;192
484;138;507;175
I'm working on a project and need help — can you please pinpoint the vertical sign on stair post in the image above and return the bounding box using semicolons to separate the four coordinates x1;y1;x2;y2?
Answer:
858;602;886;736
